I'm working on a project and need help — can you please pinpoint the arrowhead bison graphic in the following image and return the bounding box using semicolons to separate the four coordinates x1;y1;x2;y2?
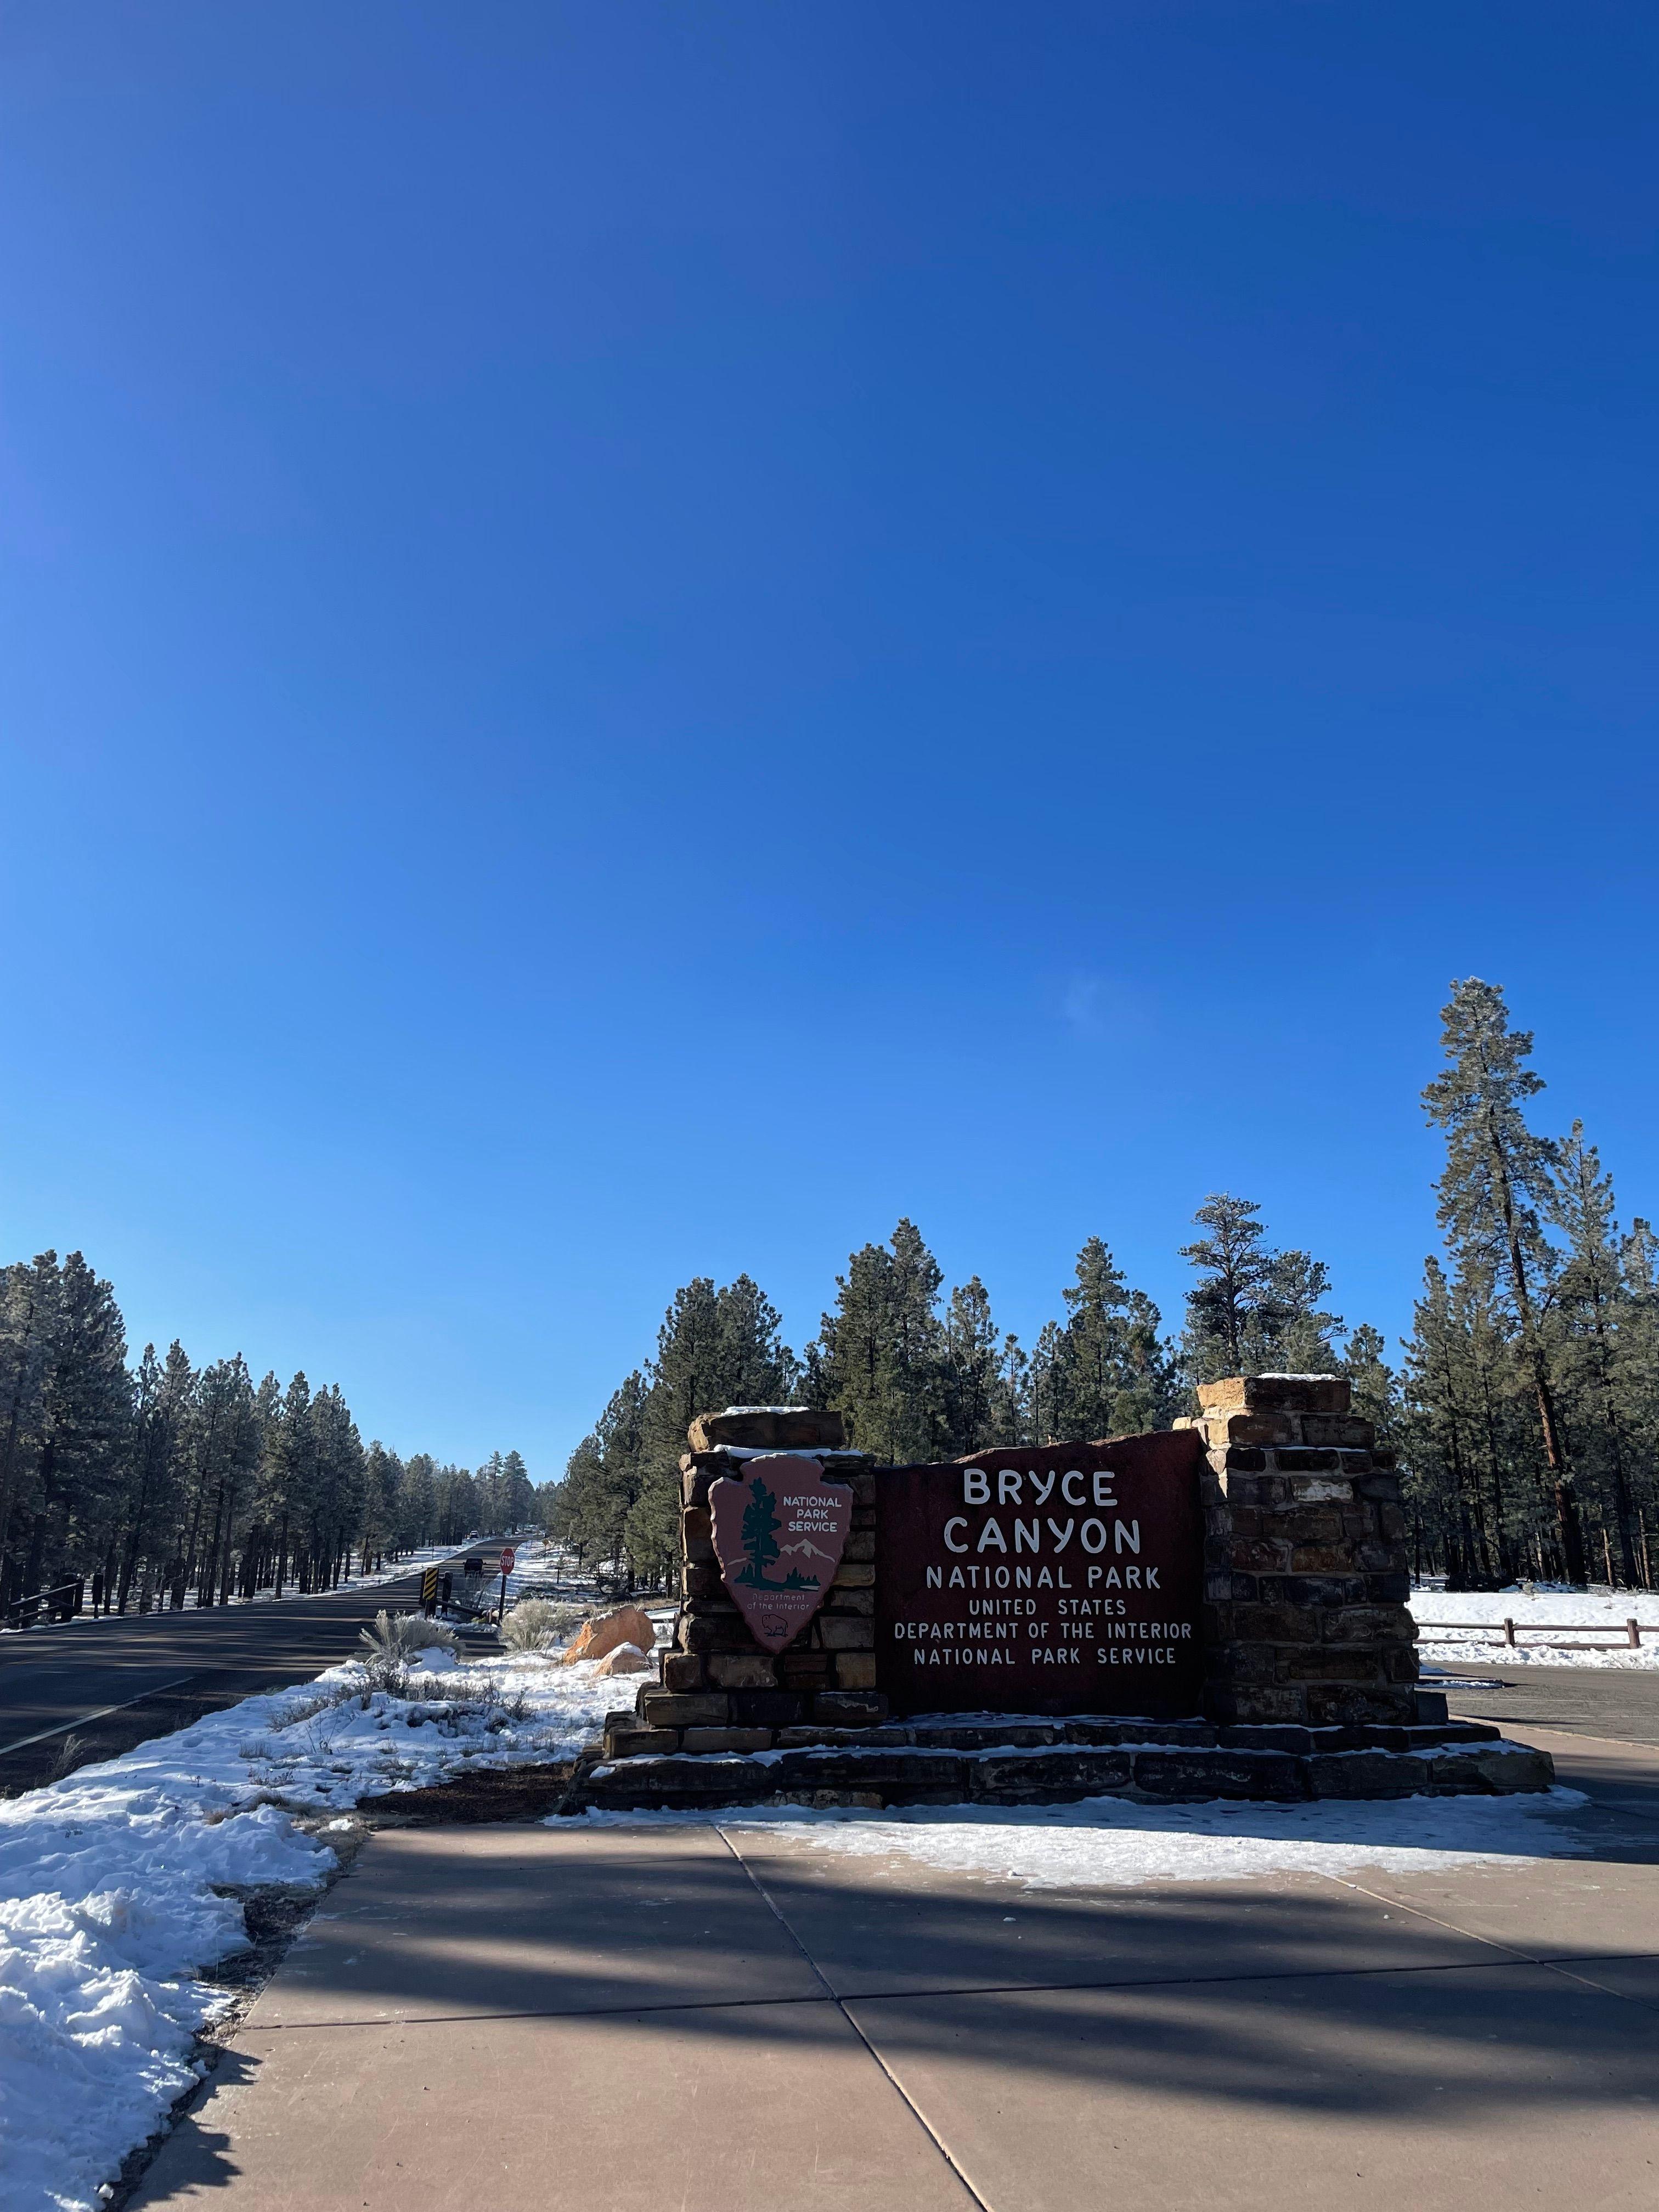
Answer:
709;1454;854;1654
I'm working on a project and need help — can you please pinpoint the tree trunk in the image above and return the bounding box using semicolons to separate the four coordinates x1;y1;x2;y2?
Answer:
0;1279;42;1574
1586;1276;1639;1585
1486;1108;1585;1582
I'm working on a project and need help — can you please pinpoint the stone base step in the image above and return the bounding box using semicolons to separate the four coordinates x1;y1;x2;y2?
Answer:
578;1710;1553;1812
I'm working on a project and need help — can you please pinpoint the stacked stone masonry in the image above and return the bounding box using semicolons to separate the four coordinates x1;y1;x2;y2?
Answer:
583;1711;1550;1812
618;1404;894;1760
1180;1372;1419;1727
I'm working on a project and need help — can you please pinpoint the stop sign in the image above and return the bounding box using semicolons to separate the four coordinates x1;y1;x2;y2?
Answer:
499;1547;516;1575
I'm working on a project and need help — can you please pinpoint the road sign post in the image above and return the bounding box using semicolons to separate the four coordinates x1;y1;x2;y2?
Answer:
420;1566;439;1616
498;1546;515;1626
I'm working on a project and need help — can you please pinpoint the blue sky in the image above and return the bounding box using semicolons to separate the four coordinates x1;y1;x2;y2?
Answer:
2;3;1655;1474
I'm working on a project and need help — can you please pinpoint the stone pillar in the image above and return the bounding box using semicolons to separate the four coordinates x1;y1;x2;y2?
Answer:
603;1407;887;1762
1182;1374;1419;1726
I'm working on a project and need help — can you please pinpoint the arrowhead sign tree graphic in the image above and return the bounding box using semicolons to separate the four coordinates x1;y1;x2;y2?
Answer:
709;1454;854;1653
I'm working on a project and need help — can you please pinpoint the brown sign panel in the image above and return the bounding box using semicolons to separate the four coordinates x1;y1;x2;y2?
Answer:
875;1428;1206;1717
710;1454;854;1654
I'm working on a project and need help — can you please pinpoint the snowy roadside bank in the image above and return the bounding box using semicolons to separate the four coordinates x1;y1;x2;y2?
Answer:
1410;1586;1659;1671
0;1640;647;2212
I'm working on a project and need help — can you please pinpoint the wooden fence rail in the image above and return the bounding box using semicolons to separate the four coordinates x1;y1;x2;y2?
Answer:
1415;1617;1646;1650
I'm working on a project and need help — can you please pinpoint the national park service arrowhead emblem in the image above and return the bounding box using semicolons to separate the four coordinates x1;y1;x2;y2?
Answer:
709;1454;854;1654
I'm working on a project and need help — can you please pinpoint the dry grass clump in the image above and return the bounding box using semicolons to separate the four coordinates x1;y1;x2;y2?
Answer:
357;1609;461;1689
500;1598;589;1654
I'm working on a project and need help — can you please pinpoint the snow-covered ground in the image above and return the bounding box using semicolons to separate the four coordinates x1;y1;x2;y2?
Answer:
1410;1585;1659;1671
0;1630;647;2212
604;1785;1591;1889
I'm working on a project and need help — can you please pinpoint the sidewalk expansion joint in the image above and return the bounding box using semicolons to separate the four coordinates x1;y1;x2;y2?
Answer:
240;1942;1659;2033
1327;1870;1659;2016
714;1824;994;2212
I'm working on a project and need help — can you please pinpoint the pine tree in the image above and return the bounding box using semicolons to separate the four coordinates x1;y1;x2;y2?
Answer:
117;1344;176;1610
941;1277;1003;1453
1054;1237;1133;1436
554;1370;648;1573
1180;1198;1341;1386
1341;1323;1398;1443
1116;1288;1181;1432
475;1449;506;1531
14;1254;131;1599
625;1276;798;1584
1423;979;1584;1580
997;1332;1032;1445
1028;1318;1074;1445
1263;1251;1344;1375
1551;1122;1640;1583
0;1255;54;1611
1047;1237;1179;1438
399;1452;441;1548
1620;1220;1659;1583
362;1442;405;1571
1455;1252;1528;1584
498;1448;534;1528
190;1356;261;1605
309;1384;365;1585
806;1222;947;1460
435;1463;480;1544
268;1373;314;1599
1180;1198;1272;1378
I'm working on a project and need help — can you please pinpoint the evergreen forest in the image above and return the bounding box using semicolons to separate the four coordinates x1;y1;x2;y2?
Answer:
0;1266;537;1618
550;980;1659;1595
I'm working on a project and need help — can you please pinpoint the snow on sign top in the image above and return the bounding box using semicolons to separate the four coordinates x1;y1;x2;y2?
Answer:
721;1406;812;1416
1255;1373;1342;1382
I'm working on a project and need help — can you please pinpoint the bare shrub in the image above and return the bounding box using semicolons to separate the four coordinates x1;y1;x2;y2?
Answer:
500;1599;586;1654
49;1733;88;1782
414;1674;532;1728
297;1712;347;1760
357;1609;459;1689
359;1609;459;1660
275;1683;360;1729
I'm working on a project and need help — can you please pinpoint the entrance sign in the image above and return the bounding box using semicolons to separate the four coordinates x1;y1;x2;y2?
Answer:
875;1429;1205;1717
710;1454;854;1654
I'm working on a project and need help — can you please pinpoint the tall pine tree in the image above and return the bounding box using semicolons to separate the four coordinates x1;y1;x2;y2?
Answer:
1422;978;1584;1580
1180;1197;1342;1386
806;1221;948;1460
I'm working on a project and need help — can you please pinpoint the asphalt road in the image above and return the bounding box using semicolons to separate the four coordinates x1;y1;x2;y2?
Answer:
0;1555;492;1792
1440;1662;1659;1745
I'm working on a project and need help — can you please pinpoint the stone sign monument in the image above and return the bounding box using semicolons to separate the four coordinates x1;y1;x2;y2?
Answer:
586;1380;1554;1811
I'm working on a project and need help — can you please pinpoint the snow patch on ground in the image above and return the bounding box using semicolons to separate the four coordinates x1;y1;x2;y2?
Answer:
0;1629;645;2212
1411;1585;1659;1670
587;1787;1592;1889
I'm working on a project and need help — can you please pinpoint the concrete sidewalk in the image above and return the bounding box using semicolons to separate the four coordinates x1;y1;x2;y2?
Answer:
132;1750;1659;2212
